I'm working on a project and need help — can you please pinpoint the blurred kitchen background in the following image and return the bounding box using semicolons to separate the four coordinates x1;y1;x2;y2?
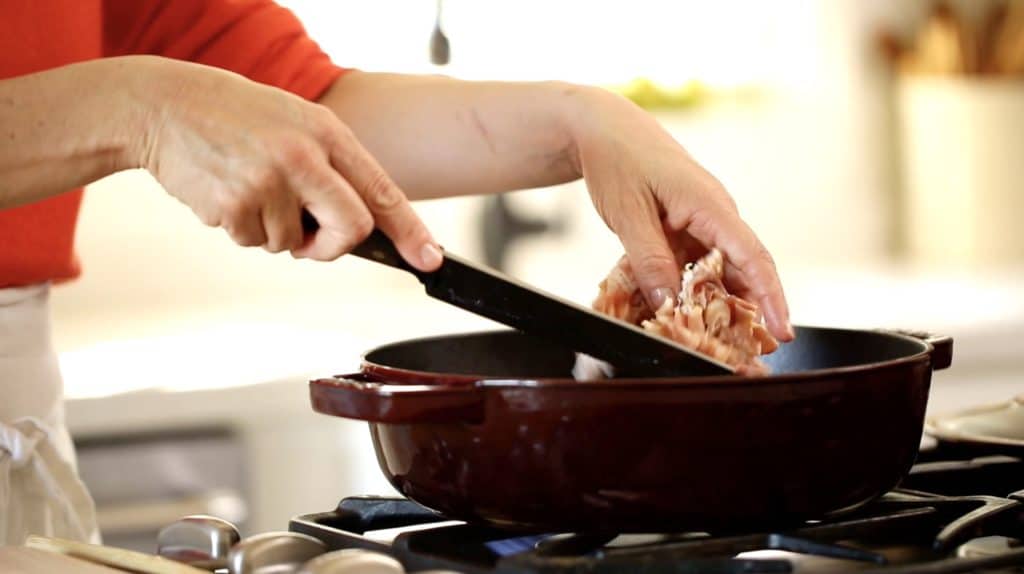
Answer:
55;0;1024;550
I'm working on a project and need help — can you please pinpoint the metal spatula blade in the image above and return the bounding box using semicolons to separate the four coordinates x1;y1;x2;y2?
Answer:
350;229;733;377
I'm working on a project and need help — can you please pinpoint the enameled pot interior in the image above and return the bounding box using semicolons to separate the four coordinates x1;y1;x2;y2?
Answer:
363;326;927;378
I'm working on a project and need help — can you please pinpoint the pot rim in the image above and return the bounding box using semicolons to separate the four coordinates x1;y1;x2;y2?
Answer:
356;325;950;389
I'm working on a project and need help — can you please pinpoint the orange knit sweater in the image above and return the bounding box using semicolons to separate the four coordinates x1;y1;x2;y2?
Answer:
0;0;344;287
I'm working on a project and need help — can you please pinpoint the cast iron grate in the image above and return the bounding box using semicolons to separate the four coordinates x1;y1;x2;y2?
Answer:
289;455;1024;573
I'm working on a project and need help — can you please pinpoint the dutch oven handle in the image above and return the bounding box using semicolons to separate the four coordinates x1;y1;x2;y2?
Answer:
879;329;953;370
309;374;485;424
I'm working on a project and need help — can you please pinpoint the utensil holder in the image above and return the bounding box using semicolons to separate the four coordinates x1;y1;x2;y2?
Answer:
897;77;1024;266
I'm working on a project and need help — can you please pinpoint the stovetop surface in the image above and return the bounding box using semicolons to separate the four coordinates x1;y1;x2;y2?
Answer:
289;448;1024;573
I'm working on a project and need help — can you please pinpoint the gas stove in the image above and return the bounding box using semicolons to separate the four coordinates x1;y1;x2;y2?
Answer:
149;445;1024;573
281;447;1024;574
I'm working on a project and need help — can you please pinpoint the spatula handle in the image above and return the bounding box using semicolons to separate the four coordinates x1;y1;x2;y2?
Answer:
300;210;423;276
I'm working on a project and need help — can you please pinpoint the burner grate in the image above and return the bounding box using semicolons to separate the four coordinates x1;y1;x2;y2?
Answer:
289;458;1024;573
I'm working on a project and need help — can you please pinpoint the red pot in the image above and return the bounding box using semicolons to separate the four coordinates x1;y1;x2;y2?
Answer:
310;327;952;533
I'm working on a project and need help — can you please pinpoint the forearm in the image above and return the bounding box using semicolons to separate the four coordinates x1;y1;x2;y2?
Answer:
318;72;596;200
0;57;154;208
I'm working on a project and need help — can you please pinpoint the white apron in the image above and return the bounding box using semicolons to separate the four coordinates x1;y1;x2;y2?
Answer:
0;283;98;545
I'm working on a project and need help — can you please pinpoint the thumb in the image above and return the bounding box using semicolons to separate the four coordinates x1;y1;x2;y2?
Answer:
327;130;441;272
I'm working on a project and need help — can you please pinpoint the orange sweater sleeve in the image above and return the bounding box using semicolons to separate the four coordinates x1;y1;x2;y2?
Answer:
103;0;345;101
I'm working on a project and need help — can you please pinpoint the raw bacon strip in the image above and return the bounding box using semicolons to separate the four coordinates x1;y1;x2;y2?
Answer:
577;249;779;379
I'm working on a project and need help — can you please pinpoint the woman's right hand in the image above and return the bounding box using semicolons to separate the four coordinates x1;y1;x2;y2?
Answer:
131;57;442;271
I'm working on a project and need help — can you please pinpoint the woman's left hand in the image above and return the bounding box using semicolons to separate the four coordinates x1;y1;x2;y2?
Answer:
570;88;793;342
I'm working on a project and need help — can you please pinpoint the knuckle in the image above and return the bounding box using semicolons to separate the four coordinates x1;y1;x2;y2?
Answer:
218;193;251;222
311;111;348;148
263;205;305;253
227;227;262;247
308;103;336;126
247;166;279;192
283;229;304;251
326;125;360;163
703;176;727;196
317;213;375;261
362;171;404;212
350;211;375;240
601;193;648;235
275;138;316;170
689;172;736;212
686;207;718;238
265;238;286;253
315;110;343;139
632;251;676;279
195;209;219;228
718;192;739;213
317;127;342;152
755;242;776;269
271;226;303;253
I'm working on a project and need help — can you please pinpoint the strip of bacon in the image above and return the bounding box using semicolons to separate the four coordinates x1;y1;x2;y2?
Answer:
578;249;779;379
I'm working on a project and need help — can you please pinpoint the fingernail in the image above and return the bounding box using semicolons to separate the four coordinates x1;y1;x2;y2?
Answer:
649;288;675;309
766;307;795;341
420;243;443;269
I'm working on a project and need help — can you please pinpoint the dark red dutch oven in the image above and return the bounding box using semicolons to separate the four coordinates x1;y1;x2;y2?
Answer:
310;326;952;533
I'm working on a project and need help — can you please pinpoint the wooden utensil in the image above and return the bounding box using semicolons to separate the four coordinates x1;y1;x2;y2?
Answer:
979;1;1009;74
992;1;1024;75
912;1;967;75
948;4;979;74
25;536;209;574
0;547;125;574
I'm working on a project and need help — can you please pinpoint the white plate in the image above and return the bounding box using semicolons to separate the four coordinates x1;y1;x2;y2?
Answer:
926;395;1024;454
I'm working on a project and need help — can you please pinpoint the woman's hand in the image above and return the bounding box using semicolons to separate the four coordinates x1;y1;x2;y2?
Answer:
134;58;441;270
569;88;793;341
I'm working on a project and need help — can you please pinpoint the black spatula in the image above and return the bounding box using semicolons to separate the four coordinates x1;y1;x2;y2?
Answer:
315;221;732;376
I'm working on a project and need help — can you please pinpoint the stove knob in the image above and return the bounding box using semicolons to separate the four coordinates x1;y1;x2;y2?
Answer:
298;549;404;574
228;532;326;574
157;515;240;571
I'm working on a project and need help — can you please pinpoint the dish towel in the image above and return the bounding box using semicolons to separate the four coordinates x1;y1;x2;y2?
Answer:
0;283;98;545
